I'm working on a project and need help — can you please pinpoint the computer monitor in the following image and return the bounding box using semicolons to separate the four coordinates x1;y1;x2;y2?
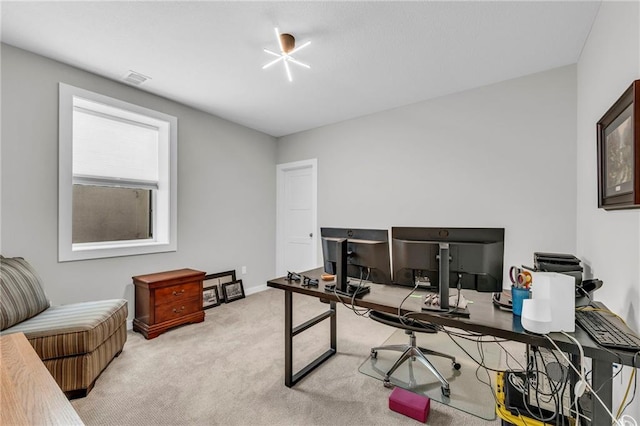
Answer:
391;227;505;310
320;228;392;297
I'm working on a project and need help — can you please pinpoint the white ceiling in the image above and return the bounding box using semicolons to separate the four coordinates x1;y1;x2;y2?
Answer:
1;1;601;137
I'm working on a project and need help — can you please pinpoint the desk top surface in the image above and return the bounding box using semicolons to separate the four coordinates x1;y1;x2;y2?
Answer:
268;268;637;366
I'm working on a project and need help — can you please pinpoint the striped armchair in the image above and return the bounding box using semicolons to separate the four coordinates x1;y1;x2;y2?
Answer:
0;257;127;398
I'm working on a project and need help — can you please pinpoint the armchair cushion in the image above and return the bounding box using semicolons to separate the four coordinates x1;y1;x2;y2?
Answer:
1;257;50;330
3;299;128;360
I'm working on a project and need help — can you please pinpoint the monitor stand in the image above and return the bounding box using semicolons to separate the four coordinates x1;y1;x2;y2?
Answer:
420;243;470;318
421;291;470;317
325;282;370;298
421;302;470;318
323;238;370;299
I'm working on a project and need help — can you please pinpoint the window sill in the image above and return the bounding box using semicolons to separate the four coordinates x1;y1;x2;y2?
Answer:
59;240;176;262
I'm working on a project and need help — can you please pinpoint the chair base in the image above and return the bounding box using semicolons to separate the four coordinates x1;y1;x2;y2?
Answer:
371;331;460;397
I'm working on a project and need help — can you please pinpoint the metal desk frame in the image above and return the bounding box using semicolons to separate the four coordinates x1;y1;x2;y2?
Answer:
284;290;336;387
268;269;638;425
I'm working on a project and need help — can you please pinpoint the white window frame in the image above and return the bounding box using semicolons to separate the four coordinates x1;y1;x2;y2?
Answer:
58;83;177;261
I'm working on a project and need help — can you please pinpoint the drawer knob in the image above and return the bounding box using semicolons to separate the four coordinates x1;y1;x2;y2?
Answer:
172;289;185;296
172;306;185;314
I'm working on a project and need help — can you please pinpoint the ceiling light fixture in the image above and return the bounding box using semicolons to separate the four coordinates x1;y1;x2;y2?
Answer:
262;27;310;82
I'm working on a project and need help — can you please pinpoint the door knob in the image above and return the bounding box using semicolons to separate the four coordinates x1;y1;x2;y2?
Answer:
309;233;313;238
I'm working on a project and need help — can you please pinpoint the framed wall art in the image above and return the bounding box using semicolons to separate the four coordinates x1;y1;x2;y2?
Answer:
202;285;221;310
222;280;245;303
597;79;640;210
203;270;236;303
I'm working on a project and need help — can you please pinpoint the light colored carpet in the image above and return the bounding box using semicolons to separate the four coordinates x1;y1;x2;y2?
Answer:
72;288;512;425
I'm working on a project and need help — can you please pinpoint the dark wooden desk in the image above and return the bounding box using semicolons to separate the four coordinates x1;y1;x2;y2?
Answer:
268;268;638;425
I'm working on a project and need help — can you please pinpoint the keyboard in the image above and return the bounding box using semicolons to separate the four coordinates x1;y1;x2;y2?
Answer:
575;309;640;352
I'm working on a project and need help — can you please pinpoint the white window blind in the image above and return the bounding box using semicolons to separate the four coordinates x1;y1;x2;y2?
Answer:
73;103;160;188
59;83;178;262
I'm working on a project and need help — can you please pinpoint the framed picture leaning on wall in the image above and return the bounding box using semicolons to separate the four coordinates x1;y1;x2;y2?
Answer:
203;270;236;303
202;285;221;309
222;280;245;303
597;79;640;210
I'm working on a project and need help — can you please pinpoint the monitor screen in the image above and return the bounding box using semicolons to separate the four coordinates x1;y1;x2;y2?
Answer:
391;227;505;293
320;228;392;285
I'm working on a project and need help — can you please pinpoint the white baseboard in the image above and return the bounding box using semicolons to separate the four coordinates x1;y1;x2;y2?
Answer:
245;284;269;296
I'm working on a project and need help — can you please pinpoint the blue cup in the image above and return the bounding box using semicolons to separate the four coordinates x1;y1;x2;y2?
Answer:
511;286;530;316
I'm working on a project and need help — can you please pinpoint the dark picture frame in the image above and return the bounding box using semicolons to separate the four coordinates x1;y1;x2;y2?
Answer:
597;80;640;210
204;270;236;303
222;280;245;303
202;285;221;310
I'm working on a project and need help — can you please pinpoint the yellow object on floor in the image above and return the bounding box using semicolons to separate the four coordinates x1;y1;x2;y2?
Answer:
495;371;575;426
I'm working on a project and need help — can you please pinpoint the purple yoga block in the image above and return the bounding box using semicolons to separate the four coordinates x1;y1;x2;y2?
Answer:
389;387;431;422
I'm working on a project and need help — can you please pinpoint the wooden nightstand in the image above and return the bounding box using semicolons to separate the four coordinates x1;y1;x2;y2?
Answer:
132;268;205;339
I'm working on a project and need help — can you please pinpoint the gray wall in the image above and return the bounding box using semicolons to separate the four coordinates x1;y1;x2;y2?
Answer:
277;65;578;283
576;2;640;419
1;44;277;319
576;0;640;323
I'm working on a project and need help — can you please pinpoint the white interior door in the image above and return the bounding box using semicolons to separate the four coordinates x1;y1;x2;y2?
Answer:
276;159;318;277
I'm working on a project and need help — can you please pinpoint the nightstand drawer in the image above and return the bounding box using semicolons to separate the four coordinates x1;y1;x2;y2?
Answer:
155;298;200;323
155;282;200;305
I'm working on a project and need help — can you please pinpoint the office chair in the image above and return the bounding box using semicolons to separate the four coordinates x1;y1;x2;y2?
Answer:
369;311;461;397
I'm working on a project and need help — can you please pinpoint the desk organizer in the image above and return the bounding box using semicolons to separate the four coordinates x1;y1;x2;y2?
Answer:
389;387;430;422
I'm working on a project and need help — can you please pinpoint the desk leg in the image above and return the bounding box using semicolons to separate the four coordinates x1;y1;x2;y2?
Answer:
283;291;337;387
590;359;613;425
285;290;294;387
330;300;336;351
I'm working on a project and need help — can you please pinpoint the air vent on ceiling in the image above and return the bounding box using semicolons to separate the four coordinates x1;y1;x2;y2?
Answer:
123;70;151;86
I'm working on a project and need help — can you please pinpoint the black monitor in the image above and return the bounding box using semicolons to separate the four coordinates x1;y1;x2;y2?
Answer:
392;227;505;311
320;228;392;297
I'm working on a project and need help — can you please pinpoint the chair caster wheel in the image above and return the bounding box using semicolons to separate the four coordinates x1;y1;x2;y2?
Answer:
371;350;377;359
383;378;393;388
441;386;450;397
453;362;461;370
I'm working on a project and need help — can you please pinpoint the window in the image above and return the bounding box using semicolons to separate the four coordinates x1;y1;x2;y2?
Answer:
59;83;177;261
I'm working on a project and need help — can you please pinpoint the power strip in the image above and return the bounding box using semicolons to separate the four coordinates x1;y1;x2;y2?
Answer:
527;346;572;418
